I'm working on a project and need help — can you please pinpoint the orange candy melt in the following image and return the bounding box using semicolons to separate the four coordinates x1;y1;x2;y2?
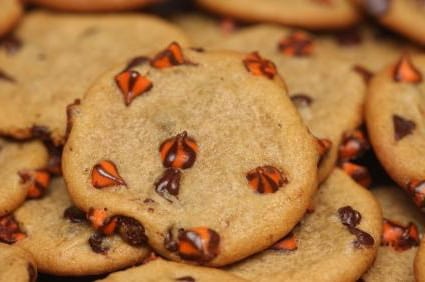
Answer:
246;165;287;194
278;31;314;57
178;227;220;262
243;52;277;79
115;70;153;106
393;53;423;83
91;160;126;188
150;42;187;69
271;232;298;251
19;169;51;199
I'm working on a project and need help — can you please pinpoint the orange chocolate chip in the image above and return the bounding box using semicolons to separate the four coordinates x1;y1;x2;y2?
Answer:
338;129;369;163
178;227;220;262
19;169;51;199
271;232;298;251
382;219;419;251
393;53;423;83
243;51;277;79
159;131;198;170
278;31;314;57
340;162;371;188
115;70;153;106
91;160;126;189
0;214;26;244
316;138;332;166
87;208;117;235
407;180;425;208
246;165;287;194
150;42;190;69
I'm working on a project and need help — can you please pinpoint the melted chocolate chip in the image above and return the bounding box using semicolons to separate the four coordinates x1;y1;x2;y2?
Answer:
164;229;178;252
338;206;362;228
63;206;87;223
0;34;22;55
155;168;181;201
176;276;196;282
290;94;313;108
116;217;147;246
124;56;150;71
88;232;109;254
353;65;373;83
393;115;416;141
365;0;391;16
27;263;37;282
0;69;16;83
349;227;375;248
0;214;26;244
335;28;363;46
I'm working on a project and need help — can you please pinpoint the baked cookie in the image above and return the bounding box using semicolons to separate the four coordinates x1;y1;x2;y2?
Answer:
0;11;188;145
227;169;382;282
27;0;156;12
98;259;247;282
12;177;150;276
362;186;424;281
0;243;37;282
361;0;425;46
63;44;319;266
366;54;425;209
416;238;425;282
0;139;49;216
197;0;361;30
0;0;22;37
216;25;366;182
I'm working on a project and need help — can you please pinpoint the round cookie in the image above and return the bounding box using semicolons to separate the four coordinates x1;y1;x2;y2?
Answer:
63;44;319;266
362;186;425;281
365;54;425;209
98;259;247;282
0;139;48;216
13;177;150;276
416;238;425;282
0;11;189;145
197;0;361;30
227;169;382;281
0;243;37;282
28;0;156;12
361;0;425;46
215;25;366;182
0;0;22;37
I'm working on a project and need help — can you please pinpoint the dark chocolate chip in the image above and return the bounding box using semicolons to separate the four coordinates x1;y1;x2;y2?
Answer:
27;263;37;282
63;206;87;223
116;217;147;246
124;56;150;71
349;227;375;248
88;232;109;254
393;115;416;141
164;229;178;252
353;65;373;83
176;276;196;282
0;34;22;55
0;69;16;83
338;206;362;228
364;0;391;16
155;168;181;201
290;94;313;108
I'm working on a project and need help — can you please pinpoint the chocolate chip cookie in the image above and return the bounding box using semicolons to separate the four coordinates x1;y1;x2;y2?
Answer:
63;44;319;266
28;0;156;12
0;11;188;145
0;139;48;216
416;238;425;282
227;169;382;281
12;177;150;276
0;0;22;37
0;243;37;282
366;54;425;209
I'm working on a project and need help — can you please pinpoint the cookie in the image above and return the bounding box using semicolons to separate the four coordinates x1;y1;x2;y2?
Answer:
197;0;361;30
0;243;37;282
0;0;22;37
361;186;424;281
361;0;425;46
215;25;366;182
28;0;156;12
365;54;425;209
0;139;49;216
8;177;151;276
227;169;382;281
98;259;247;282
416;238;425;282
62;44;319;266
0;11;188;145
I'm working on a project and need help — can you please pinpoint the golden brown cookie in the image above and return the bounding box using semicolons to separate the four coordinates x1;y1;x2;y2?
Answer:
416;238;425;282
0;243;37;282
28;0;156;12
0;0;22;37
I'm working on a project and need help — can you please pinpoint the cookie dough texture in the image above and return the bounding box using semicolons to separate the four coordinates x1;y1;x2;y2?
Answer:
0;11;188;145
0;243;37;282
14;178;150;276
28;0;156;12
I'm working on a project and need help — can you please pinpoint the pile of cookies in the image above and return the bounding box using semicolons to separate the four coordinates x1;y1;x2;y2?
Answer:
1;0;425;281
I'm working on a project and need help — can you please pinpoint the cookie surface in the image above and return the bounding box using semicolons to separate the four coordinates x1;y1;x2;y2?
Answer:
416;238;425;282
0;0;22;37
366;54;425;209
63;46;319;266
0;139;48;216
12;177;150;276
28;0;155;12
362;186;424;281
197;0;361;29
216;25;366;182
0;11;188;145
0;243;37;282
98;259;247;282
227;169;382;282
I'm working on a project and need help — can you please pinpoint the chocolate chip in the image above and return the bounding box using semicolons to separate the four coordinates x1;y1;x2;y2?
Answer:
177;228;220;262
335;28;363;46
338;206;362;228
155;168;181;201
124;56;150;71
0;34;22;55
353;65;373;83
0;69;16;83
176;276;196;282
116;217;147;246
0;214;26;244
164;229;178;252
364;0;391;16
393;115;416;141
349;227;375;248
88;232;109;254
63;206;87;223
290;94;313;108
27;263;37;282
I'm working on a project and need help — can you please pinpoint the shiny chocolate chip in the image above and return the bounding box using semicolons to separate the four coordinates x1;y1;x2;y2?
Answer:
290;94;313;108
164;229;178;252
63;206;87;223
349;227;375;248
155;168;181;201
88;232;109;254
338;206;362;228
116;217;147;246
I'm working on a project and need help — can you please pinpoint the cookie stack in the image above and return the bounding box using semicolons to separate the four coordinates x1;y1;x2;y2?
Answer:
0;0;424;281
